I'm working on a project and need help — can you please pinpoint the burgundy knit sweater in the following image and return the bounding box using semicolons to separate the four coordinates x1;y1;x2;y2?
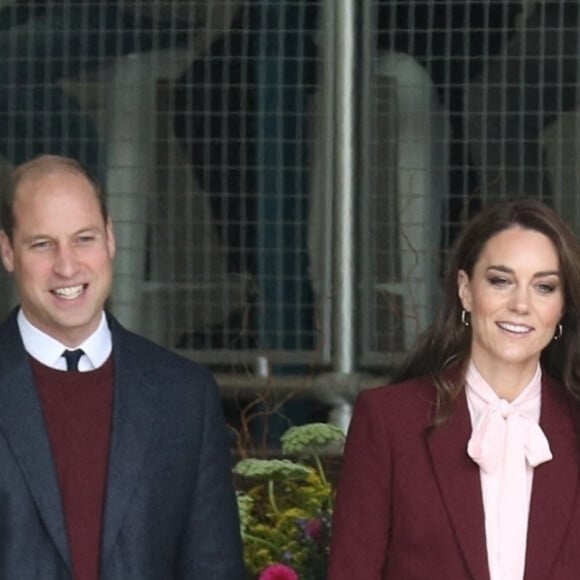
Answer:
31;356;114;580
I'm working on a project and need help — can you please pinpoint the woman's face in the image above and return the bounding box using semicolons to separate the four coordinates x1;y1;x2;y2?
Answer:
457;226;564;382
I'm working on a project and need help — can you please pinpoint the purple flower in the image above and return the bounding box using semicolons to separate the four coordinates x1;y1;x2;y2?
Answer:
305;517;324;541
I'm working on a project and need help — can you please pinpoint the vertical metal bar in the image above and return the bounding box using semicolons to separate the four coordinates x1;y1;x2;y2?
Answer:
104;53;154;336
358;0;373;359
332;0;356;374
318;0;336;364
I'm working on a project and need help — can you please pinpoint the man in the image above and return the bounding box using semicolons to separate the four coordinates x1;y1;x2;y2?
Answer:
0;154;246;579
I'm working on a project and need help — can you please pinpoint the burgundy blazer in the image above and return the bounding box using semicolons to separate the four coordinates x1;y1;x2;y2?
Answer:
328;374;580;580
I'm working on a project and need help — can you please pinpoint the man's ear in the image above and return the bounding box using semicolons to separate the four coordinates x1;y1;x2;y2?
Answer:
0;230;14;273
457;269;472;312
106;217;116;259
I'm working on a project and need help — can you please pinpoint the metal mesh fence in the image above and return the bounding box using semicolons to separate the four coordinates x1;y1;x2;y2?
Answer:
0;0;325;374
362;0;580;368
0;0;578;382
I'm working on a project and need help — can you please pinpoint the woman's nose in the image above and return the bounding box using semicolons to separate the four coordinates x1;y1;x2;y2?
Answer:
508;287;529;313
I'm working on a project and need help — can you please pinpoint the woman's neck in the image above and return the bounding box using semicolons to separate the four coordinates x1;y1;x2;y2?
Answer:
469;358;540;402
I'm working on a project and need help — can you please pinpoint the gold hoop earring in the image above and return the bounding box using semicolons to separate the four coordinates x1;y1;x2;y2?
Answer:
461;309;470;327
554;323;563;341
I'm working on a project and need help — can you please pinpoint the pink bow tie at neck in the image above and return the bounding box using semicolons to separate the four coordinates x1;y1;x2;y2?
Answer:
467;399;553;474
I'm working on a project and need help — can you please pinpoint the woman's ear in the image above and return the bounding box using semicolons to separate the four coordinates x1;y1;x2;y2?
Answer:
457;269;472;311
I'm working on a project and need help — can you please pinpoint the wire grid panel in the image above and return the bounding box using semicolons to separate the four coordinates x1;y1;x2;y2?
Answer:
361;0;580;366
359;51;448;366
3;1;580;371
0;0;326;366
155;0;325;364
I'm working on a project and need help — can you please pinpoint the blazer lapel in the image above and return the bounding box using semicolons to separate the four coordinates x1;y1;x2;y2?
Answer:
100;322;159;564
427;390;490;580
0;313;70;568
524;377;580;579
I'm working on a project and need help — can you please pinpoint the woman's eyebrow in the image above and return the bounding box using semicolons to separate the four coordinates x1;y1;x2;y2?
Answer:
486;265;560;278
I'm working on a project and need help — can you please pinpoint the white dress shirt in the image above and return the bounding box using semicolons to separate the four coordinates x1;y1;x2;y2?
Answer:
17;309;113;372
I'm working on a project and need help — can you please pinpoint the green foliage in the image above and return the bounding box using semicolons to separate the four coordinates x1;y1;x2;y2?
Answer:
234;423;345;580
234;458;313;480
281;423;346;455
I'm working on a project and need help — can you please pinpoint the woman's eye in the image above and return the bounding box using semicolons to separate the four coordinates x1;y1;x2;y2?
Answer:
536;283;556;294
489;276;509;287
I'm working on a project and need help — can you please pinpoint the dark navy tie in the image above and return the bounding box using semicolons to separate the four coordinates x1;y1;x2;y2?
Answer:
62;349;84;372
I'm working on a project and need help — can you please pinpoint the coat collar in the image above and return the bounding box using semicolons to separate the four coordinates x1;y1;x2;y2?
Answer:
524;376;580;579
99;314;159;564
427;387;490;580
427;375;580;580
0;310;160;572
0;310;70;566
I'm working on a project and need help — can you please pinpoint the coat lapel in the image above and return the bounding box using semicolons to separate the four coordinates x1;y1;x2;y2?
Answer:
100;321;159;565
0;312;71;568
427;390;490;580
524;377;580;579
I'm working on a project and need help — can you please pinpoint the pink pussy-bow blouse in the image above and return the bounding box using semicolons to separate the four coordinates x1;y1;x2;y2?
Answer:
466;362;553;580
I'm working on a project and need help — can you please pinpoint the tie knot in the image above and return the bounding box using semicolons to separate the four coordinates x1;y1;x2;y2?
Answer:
62;349;84;372
467;402;553;473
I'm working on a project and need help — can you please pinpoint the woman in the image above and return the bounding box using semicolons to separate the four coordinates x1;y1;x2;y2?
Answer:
328;199;580;579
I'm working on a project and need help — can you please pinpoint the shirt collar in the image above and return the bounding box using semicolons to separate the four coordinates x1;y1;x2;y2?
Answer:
17;309;113;371
466;360;543;424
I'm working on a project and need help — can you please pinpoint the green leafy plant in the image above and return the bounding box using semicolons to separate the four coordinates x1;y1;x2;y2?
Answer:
234;422;345;580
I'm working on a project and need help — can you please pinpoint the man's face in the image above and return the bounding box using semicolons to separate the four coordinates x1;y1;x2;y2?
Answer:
0;169;116;346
